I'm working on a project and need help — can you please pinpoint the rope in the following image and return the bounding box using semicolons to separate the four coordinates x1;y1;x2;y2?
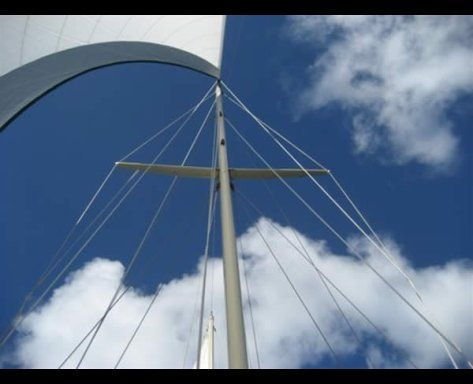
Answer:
236;189;418;368
113;284;164;368
117;87;215;163
60;188;212;369
32;102;196;322
196;113;219;368
0;170;139;350
209;114;219;313
257;133;460;369
0;168;130;346
75;99;216;369
223;83;422;299
176;183;221;369
238;194;339;365
223;87;464;369
182;277;203;369
56;182;209;367
229;121;373;367
235;200;261;369
195;194;218;369
258;180;374;368
73;89;211;225
58;286;131;369
76;83;215;229
0;84;216;352
76;166;117;225
225;116;470;363
0;219;78;345
37;171;139;289
209;212;217;312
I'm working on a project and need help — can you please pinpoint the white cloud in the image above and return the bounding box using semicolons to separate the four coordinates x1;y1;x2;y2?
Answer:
286;16;473;171
3;217;472;368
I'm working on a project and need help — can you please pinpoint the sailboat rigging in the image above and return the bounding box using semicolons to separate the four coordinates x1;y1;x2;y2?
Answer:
0;15;471;369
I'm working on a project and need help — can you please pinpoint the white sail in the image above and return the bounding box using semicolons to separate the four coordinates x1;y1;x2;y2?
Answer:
0;15;226;76
194;312;215;369
0;15;226;131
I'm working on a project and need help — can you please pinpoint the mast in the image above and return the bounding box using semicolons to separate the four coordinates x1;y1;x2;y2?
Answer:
114;83;329;369
215;82;249;369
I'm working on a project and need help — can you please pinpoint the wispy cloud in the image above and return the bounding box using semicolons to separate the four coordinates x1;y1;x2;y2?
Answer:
286;16;473;172
3;218;472;368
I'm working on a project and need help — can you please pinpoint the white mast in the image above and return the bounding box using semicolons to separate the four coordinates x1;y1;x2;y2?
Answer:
114;84;330;368
215;82;249;369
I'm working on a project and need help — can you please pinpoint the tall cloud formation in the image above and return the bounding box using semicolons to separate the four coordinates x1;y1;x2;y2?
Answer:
286;16;473;171
4;218;472;368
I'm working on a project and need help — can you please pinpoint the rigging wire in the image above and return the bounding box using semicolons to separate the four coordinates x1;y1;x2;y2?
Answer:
223;90;463;370
178;186;221;369
183;200;218;369
222;84;470;368
0;222;77;344
113;284;164;369
209;206;217;312
36;171;139;289
117;89;216;163
0;167;116;345
182;280;203;368
195;194;218;369
237;116;462;370
74;88;215;226
209;109;220;313
1;170;140;350
75;179;177;368
60;189;212;369
0;84;216;351
75;98;217;368
0;170;137;350
237;193;340;365
222;82;422;297
196;110;220;368
229;119;374;367
324;182;459;366
234;200;261;369
225;89;401;273
239;246;261;369
75;165;117;226
57;286;131;369
224;116;471;364
259;178;374;368
236;188;418;369
49;85;215;288
25;98;206;327
182;274;204;369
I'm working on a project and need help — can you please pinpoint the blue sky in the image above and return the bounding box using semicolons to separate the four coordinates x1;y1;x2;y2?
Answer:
0;16;472;368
